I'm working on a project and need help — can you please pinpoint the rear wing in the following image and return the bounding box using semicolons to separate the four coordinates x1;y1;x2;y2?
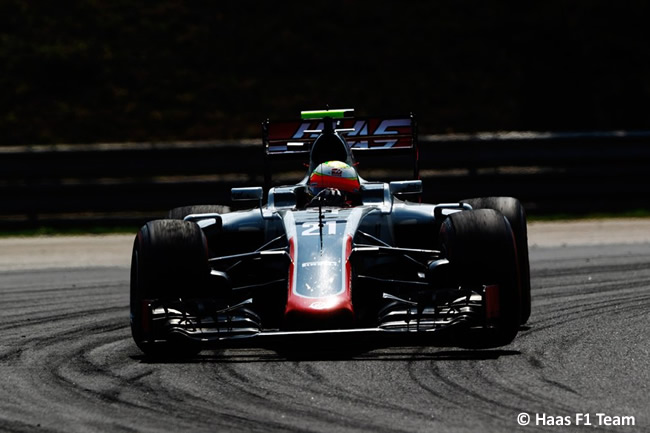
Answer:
263;113;418;187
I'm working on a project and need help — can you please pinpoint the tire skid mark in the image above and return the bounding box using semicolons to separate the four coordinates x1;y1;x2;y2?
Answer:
407;356;551;425
1;242;649;432
402;252;650;431
197;354;439;432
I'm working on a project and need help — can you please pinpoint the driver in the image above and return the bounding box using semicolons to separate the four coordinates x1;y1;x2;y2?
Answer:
307;160;361;207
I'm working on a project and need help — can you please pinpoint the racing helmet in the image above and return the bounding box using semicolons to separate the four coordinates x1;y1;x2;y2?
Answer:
308;160;360;196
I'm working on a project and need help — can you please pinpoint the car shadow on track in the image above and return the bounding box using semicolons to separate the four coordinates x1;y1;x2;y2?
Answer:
131;347;521;364
130;324;527;364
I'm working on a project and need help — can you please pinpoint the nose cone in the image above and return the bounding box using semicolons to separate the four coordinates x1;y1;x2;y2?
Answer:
284;294;355;330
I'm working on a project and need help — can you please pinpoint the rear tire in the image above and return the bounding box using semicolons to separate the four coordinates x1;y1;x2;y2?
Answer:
130;219;209;358
439;209;521;347
167;205;229;220
461;197;531;324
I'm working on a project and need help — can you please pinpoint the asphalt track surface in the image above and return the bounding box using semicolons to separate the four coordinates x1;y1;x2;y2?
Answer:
1;220;649;432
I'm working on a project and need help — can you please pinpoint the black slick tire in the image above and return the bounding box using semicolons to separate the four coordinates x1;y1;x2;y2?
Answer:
130;219;209;358
461;197;531;324
439;209;521;347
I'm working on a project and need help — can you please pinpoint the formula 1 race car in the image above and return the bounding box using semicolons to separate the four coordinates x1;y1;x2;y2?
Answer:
130;109;531;357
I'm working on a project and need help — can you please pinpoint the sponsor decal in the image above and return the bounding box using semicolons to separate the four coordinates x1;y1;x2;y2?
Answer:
301;261;337;268
267;117;414;153
290;118;411;140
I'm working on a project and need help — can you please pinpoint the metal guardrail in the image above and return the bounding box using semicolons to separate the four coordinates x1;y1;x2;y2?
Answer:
2;131;649;228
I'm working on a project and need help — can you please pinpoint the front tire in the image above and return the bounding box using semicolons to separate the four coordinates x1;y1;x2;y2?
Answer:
130;219;209;357
462;197;531;324
439;209;521;347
